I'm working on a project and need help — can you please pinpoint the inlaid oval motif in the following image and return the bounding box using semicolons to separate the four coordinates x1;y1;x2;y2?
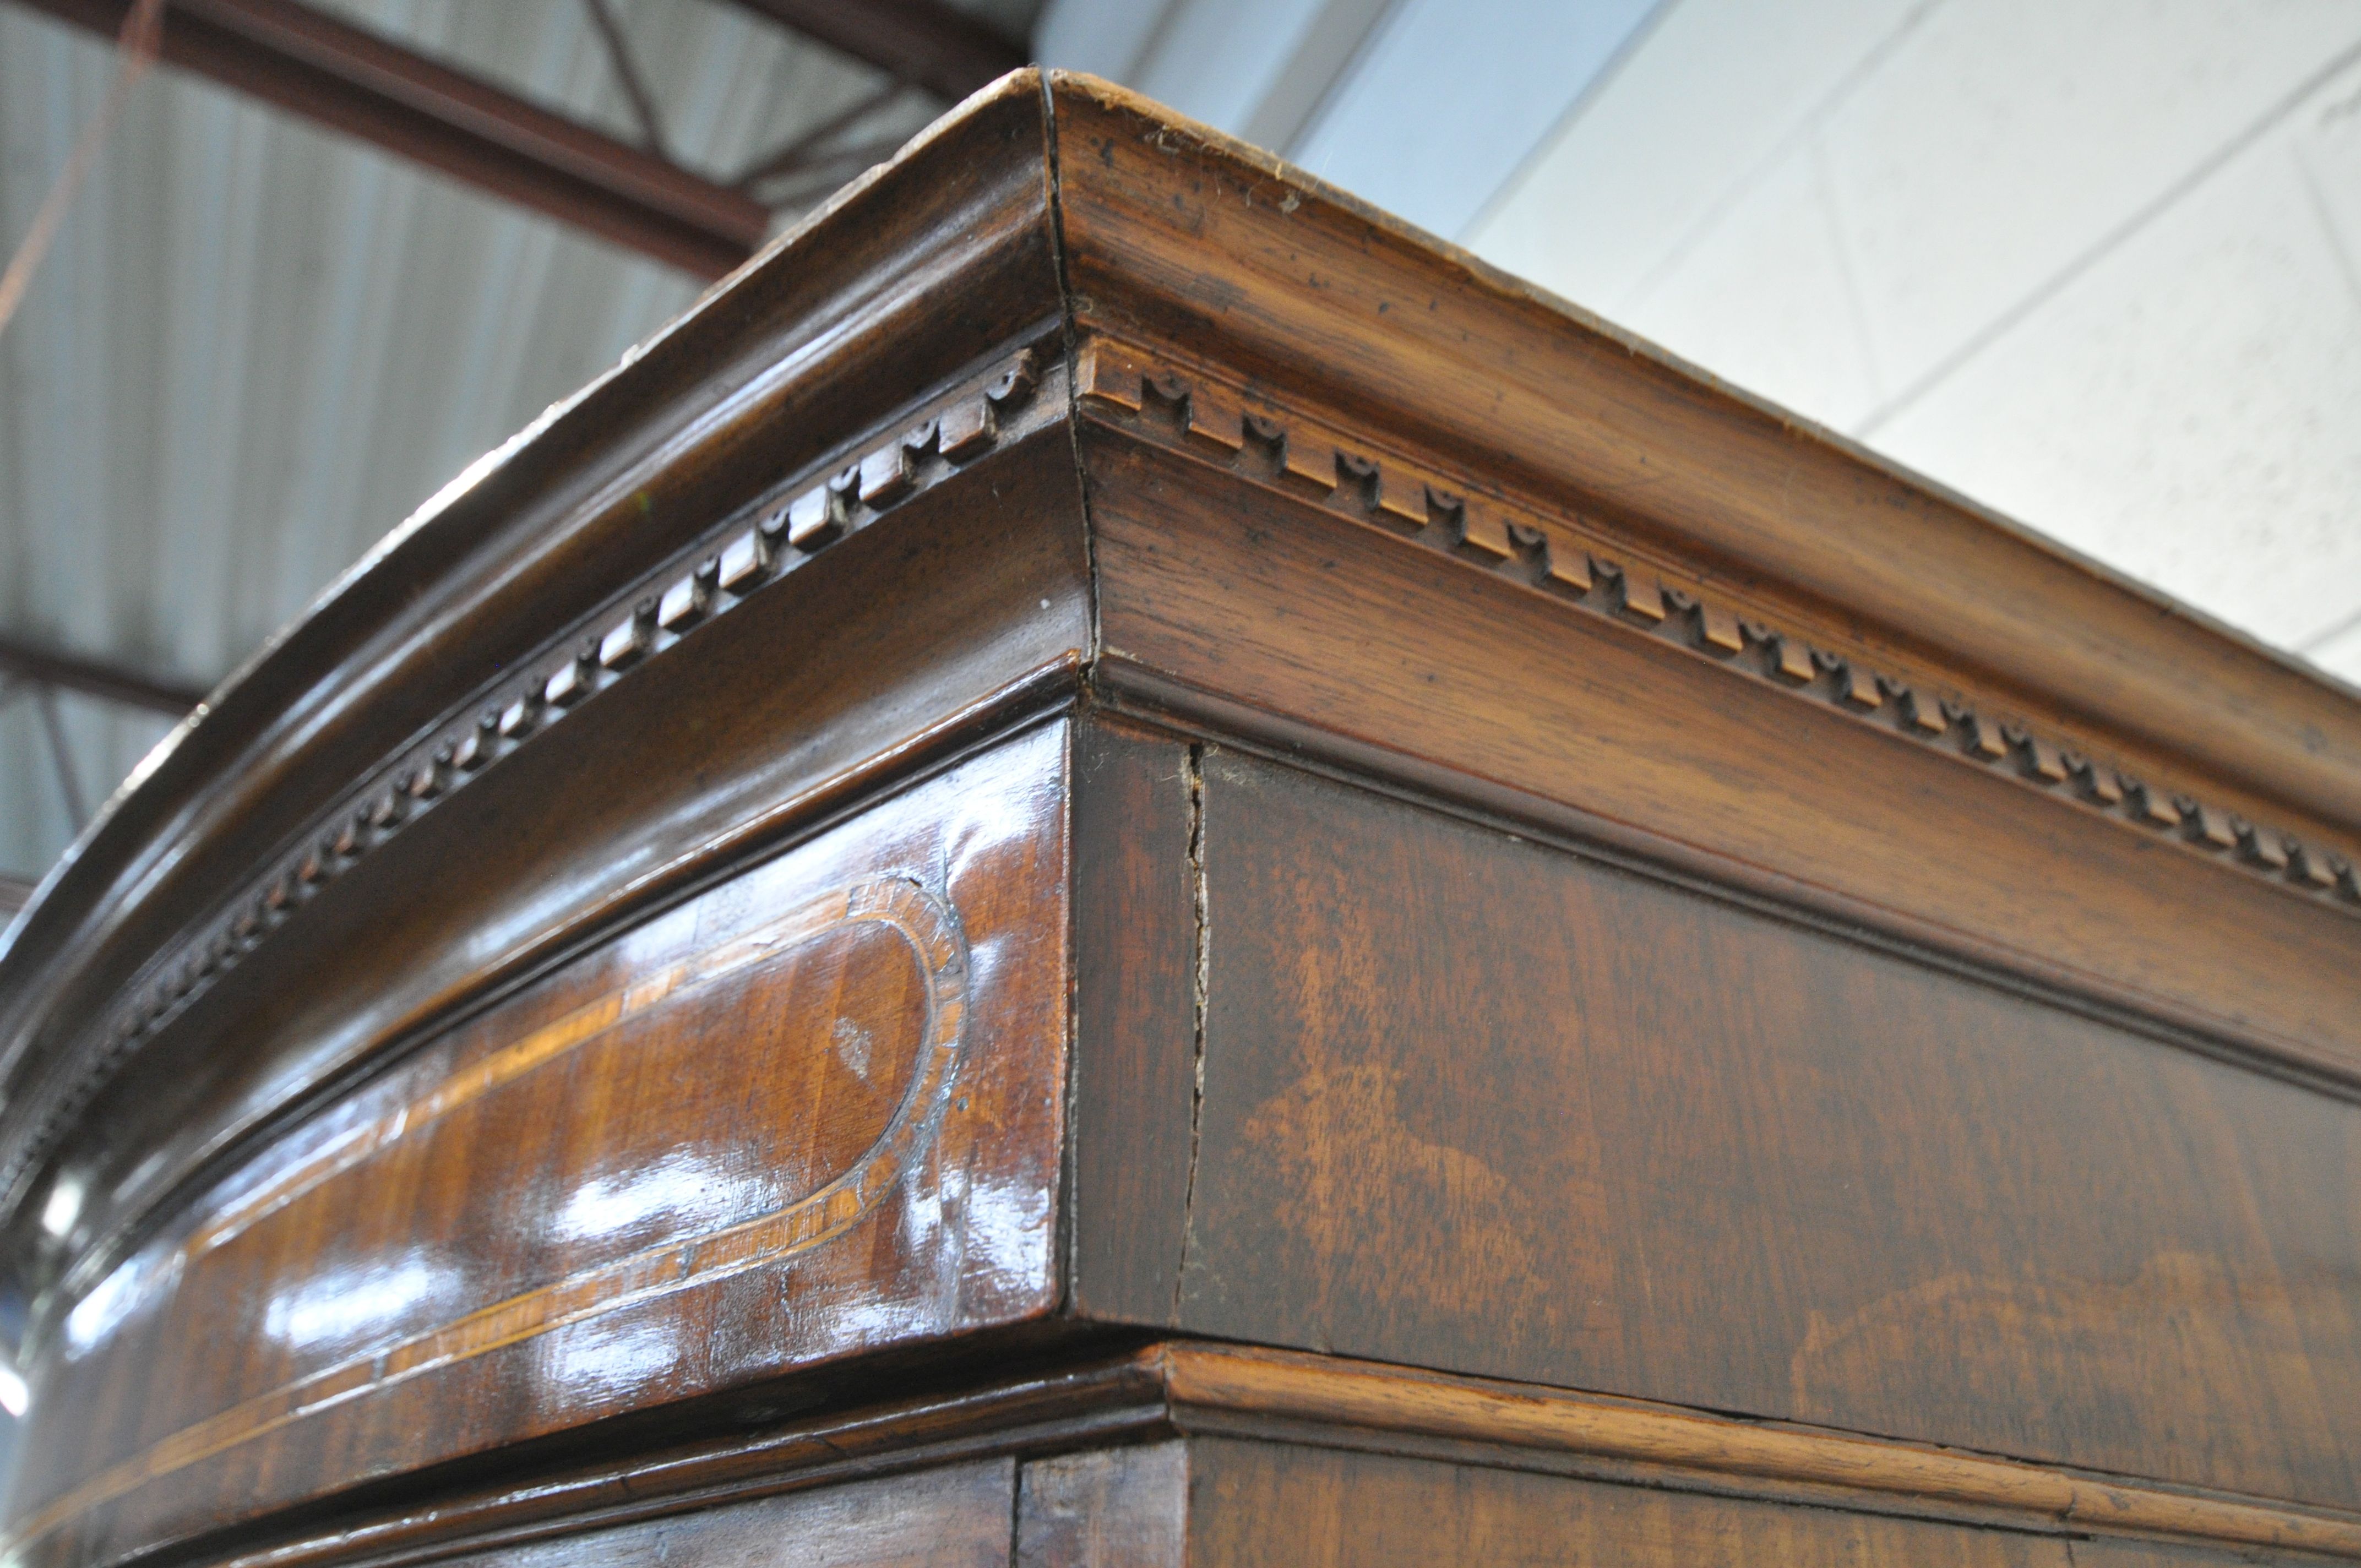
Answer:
47;877;969;1494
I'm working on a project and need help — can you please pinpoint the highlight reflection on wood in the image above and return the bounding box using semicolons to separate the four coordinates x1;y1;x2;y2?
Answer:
32;879;961;1542
15;726;1069;1562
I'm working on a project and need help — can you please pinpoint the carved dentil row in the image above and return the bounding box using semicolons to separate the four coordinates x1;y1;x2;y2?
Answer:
1074;336;2361;920
0;349;1048;1224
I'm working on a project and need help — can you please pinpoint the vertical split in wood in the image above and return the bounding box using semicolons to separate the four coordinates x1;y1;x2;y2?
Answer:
1176;743;1209;1319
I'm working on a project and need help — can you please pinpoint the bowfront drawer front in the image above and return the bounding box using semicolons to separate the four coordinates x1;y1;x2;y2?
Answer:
8;722;1071;1564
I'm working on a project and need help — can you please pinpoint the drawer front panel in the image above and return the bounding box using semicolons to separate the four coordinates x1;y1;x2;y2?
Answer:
9;722;1071;1565
1173;749;2361;1508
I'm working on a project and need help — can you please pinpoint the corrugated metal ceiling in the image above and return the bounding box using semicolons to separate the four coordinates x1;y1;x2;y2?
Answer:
0;0;1037;890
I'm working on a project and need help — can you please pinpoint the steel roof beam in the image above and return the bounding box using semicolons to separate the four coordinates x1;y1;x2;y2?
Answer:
10;0;769;277
0;637;208;718
719;0;1026;103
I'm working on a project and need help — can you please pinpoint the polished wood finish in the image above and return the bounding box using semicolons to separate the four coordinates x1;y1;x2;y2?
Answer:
1;67;2356;1568
1068;722;1199;1329
16;723;1071;1564
1049;77;2361;836
1154;1343;2361;1559
1017;1442;1188;1568
1078;373;2360;1080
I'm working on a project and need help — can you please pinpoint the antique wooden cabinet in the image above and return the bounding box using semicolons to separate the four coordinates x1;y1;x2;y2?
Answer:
2;70;2358;1568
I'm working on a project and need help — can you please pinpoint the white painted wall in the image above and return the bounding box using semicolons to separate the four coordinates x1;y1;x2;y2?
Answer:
1466;0;2361;687
1043;0;2361;687
1034;0;1659;233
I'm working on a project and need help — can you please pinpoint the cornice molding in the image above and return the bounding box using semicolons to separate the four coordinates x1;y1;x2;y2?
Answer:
1048;73;2361;837
1074;335;2361;923
0;349;1052;1228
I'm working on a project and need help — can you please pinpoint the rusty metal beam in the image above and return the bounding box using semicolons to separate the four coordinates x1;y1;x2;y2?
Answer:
719;0;1026;103
10;0;768;277
0;637;206;718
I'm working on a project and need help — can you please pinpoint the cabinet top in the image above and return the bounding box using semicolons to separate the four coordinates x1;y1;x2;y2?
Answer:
1;68;2355;1328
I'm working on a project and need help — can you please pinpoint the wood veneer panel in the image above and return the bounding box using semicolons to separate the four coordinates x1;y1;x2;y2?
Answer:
1183;1439;2071;1568
30;425;1090;1329
438;1458;1019;1568
1017;1442;1189;1568
7;723;1073;1566
1083;431;2361;1077
1175;750;2361;1507
1068;721;1199;1326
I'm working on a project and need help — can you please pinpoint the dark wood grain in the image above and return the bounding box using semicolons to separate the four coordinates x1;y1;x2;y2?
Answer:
1016;1442;1188;1568
434;1458;1019;1568
19;423;1090;1358
200;1357;1174;1568
1171;749;2361;1507
1067;721;1199;1327
36;1342;2342;1568
6;1338;2346;1568
2067;1541;2281;1568
1155;1343;2361;1558
1181;1439;2071;1568
1081;431;2361;1079
7;722;1073;1564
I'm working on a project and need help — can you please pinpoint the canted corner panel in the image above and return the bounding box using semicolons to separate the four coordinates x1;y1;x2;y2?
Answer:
0;346;1060;1226
6;725;1071;1561
1073;336;2361;925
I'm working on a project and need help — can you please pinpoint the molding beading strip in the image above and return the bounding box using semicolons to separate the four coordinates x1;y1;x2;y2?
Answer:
1074;336;2361;923
1158;1343;2361;1560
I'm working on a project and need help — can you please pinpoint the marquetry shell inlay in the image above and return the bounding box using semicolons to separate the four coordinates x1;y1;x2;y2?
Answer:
1074;336;2361;921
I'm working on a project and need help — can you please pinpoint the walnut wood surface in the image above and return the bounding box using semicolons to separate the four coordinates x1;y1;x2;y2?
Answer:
0;71;1073;1305
1161;747;2361;1507
7;724;1071;1565
1183;1440;2071;1568
1155;1343;2361;1558
1016;1442;1188;1568
58;1343;2348;1568
1067;723;1199;1327
0;66;2354;1568
18;422;1089;1360
436;1458;1020;1568
1084;432;2361;1080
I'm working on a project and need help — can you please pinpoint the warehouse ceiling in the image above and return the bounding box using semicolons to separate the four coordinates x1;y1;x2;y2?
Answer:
0;0;1041;900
